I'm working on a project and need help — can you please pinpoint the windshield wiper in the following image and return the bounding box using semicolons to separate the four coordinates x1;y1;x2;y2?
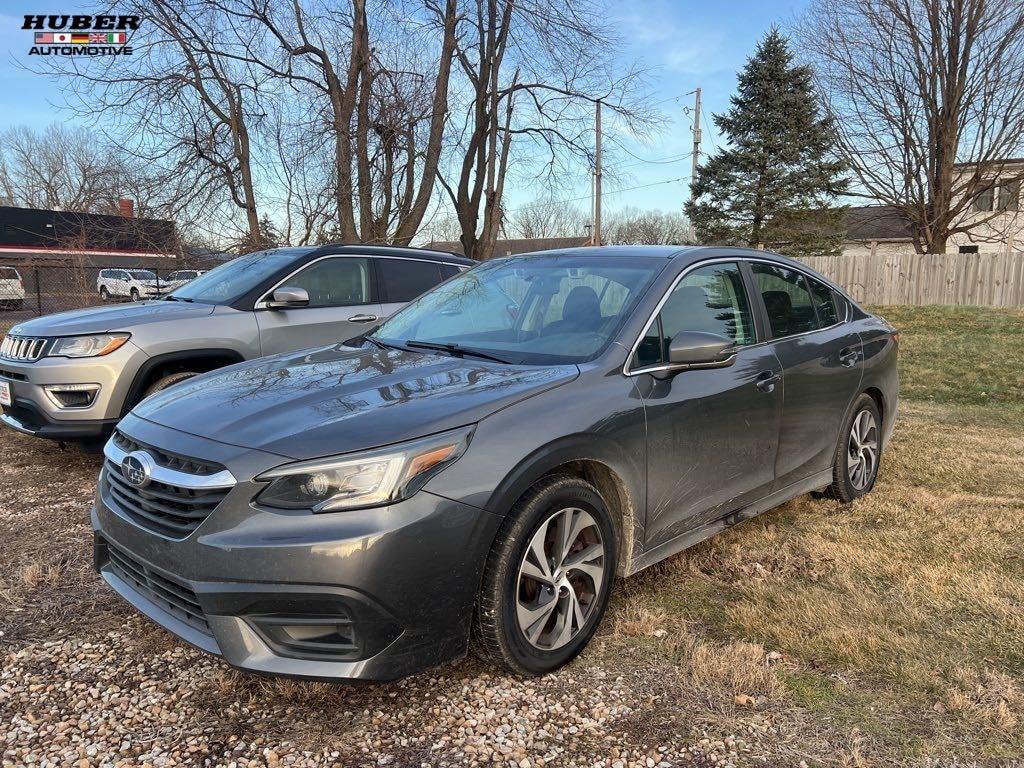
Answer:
365;336;404;352
405;340;511;364
161;295;193;302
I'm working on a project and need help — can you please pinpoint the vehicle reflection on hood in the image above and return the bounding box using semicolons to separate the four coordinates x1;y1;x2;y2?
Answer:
132;341;578;459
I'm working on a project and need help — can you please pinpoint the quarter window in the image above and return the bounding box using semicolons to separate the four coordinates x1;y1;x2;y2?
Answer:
632;262;755;369
286;257;372;308
750;263;818;338
378;259;442;302
806;276;839;327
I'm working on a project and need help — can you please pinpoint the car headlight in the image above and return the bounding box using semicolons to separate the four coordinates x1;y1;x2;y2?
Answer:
48;334;130;358
256;425;474;512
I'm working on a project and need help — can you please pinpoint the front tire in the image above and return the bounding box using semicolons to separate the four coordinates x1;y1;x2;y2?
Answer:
472;475;616;676
130;288;141;302
142;371;197;400
825;393;882;503
99;286;109;302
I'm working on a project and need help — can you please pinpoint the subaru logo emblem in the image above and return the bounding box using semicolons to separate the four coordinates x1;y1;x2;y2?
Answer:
121;451;153;488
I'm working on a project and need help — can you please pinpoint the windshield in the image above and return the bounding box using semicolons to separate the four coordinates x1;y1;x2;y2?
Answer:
129;270;156;280
372;254;665;365
169;248;313;304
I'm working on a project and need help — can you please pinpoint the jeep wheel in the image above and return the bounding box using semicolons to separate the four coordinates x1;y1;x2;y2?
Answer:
142;371;198;399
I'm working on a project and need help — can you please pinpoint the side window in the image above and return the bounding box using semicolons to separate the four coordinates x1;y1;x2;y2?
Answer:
379;259;443;302
807;276;839;327
285;257;372;308
750;263;818;338
632;262;755;369
438;263;461;280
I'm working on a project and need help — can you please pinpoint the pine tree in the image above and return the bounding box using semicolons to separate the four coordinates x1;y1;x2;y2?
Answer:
684;30;848;259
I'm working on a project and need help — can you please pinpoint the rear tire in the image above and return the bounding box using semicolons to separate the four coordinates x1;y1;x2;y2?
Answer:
142;371;197;399
472;475;616;676
825;393;882;503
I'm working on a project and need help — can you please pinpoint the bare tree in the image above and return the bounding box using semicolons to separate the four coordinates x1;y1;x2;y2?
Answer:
797;0;1024;253
436;0;655;260
507;197;587;239
215;0;459;244
604;207;695;245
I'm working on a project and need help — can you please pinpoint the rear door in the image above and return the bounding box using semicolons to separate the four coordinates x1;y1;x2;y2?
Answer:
747;261;863;490
254;255;383;355
376;258;449;321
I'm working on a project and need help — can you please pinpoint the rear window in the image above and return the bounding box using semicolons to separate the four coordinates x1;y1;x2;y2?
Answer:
807;276;840;326
750;263;818;338
378;259;443;302
0;267;19;279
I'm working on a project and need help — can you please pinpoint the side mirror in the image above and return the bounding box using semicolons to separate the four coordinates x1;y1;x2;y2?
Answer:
266;286;310;309
667;331;736;367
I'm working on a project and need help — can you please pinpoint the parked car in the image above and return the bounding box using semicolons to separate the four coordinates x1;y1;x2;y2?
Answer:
89;246;898;681
164;269;206;291
0;245;471;441
97;268;171;302
0;266;24;310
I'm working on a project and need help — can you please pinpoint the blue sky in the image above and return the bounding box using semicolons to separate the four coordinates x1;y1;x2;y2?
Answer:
0;0;810;217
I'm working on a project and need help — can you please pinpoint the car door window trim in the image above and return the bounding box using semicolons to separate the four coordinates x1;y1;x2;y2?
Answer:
623;256;853;376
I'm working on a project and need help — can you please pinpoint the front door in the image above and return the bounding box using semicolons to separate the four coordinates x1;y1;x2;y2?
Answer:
255;256;383;356
633;261;783;550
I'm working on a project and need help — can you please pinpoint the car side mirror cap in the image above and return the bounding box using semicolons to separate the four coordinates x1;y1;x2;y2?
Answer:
667;331;736;366
266;286;310;309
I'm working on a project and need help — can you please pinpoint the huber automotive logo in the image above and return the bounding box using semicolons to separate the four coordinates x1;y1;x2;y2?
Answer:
23;14;140;56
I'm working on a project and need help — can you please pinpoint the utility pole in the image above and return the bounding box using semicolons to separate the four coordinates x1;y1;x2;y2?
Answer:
690;87;702;202
593;99;602;246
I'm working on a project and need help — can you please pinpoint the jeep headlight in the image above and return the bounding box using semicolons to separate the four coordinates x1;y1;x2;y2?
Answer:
256;426;474;512
48;333;130;358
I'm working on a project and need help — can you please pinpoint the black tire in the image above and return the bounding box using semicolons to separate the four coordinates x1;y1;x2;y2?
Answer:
130;288;141;302
142;371;197;399
472;475;617;676
824;393;882;503
99;286;109;302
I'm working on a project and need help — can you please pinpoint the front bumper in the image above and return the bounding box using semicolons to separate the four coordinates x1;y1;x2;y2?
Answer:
0;342;145;440
91;415;502;681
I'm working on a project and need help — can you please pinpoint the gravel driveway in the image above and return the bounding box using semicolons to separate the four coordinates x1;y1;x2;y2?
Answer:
0;429;815;768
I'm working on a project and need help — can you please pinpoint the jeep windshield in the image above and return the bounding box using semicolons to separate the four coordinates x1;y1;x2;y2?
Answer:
371;254;665;365
168;248;314;304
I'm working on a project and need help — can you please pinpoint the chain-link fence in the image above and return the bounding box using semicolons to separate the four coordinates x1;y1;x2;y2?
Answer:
0;264;207;336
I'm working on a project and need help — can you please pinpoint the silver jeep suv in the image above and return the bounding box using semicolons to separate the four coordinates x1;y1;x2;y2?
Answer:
0;245;471;442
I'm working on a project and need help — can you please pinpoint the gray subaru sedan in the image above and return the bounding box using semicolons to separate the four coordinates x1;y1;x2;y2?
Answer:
91;246;898;680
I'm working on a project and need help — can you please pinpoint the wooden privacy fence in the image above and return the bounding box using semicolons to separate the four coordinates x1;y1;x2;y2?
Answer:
799;251;1024;307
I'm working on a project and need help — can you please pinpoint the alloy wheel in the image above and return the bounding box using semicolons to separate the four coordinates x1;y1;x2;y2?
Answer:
515;507;606;651
847;409;878;490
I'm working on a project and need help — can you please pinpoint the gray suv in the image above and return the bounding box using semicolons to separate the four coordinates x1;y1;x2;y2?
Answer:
91;246;898;681
0;245;471;441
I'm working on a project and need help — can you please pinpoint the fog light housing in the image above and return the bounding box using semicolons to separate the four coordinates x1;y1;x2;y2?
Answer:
43;383;100;409
249;615;360;659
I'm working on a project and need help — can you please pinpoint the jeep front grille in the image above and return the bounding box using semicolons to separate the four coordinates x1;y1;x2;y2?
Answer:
0;335;48;362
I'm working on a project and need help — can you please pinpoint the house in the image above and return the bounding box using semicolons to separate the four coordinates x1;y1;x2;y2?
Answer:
0;201;178;269
842;159;1024;258
426;236;590;259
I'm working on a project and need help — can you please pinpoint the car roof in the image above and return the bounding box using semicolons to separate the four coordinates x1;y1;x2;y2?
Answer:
306;243;475;266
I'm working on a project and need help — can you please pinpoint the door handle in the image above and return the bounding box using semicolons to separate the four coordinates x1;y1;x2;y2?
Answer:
839;347;859;367
347;314;379;323
755;370;782;393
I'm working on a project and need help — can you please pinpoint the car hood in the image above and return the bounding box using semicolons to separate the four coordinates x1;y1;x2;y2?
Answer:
134;343;579;459
8;301;215;336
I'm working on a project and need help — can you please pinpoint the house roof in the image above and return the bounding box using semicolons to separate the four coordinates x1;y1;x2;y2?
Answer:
427;236;591;257
843;205;916;242
0;205;177;258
